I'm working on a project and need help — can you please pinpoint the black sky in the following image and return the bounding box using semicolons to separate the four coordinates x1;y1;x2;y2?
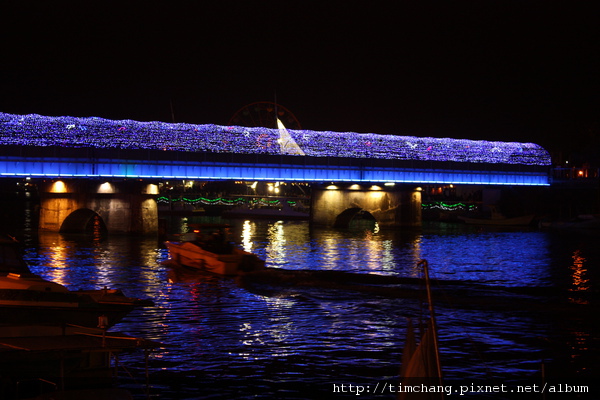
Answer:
1;1;599;152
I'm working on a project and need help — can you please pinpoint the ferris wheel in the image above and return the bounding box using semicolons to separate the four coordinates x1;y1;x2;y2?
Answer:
228;101;302;129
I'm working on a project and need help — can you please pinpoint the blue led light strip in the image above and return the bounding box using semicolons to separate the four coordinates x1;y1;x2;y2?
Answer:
0;112;551;166
0;158;550;185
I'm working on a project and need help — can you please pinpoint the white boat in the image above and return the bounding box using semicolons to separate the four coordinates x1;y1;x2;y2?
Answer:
165;224;265;275
0;235;152;336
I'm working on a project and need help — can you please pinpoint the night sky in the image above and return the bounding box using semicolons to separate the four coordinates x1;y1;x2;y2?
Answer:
1;2;598;154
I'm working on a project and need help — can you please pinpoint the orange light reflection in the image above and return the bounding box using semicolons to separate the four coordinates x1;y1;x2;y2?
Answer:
568;249;590;304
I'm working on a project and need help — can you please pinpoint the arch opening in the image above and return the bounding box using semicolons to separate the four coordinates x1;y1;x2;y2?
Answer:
60;208;108;236
334;207;377;229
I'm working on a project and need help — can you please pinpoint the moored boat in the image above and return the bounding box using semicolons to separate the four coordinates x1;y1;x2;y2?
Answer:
165;224;265;275
0;235;153;335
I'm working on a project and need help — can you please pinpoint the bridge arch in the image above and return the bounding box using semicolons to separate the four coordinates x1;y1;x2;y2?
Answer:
60;208;107;234
334;208;377;228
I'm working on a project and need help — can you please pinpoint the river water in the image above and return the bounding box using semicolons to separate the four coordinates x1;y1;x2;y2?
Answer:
9;211;599;399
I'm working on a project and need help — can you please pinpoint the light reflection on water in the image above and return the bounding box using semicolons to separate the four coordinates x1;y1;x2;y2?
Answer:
18;220;598;399
570;249;590;293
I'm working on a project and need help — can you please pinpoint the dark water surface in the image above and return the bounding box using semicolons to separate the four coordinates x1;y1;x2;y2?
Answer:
13;217;599;399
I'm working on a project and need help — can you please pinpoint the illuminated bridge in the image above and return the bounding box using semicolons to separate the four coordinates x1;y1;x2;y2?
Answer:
0;112;551;186
0;111;554;232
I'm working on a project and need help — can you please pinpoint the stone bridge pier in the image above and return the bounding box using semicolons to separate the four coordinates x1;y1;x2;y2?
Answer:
310;183;422;228
39;179;159;235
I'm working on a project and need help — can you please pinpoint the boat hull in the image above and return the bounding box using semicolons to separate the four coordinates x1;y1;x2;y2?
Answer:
0;235;153;335
0;304;134;336
0;288;145;333
166;241;265;275
0;278;151;333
